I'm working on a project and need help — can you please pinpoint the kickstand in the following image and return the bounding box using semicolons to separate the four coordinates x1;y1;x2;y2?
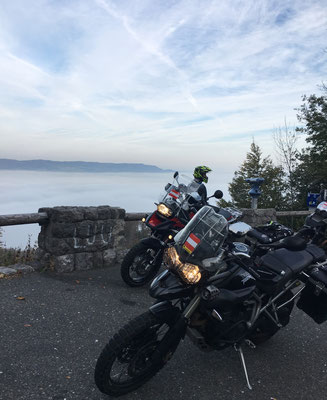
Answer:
234;344;253;390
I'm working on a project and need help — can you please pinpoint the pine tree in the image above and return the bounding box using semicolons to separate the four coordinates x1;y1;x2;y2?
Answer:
294;90;327;207
228;142;286;209
296;92;327;157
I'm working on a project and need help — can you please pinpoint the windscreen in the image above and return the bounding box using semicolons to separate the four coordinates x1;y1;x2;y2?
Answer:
158;174;201;213
174;206;228;264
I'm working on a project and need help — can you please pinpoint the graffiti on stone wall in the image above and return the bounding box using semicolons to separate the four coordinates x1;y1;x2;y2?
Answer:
37;206;125;272
73;223;113;249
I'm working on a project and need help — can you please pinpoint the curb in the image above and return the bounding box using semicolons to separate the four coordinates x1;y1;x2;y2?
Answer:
0;264;35;279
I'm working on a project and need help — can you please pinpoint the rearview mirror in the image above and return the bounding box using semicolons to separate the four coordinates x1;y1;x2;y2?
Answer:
214;190;223;199
173;171;179;179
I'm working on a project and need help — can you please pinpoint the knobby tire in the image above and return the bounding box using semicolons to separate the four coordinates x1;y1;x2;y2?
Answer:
94;311;173;396
120;242;163;287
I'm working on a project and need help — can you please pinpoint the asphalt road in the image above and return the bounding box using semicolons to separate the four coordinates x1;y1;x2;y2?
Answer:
1;267;327;400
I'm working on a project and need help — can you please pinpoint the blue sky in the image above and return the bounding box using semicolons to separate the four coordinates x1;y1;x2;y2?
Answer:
0;0;326;173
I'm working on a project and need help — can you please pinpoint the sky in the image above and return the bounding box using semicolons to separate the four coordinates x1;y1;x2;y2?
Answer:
0;0;326;174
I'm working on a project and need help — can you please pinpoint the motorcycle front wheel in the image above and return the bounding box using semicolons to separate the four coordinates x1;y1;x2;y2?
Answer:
94;311;174;396
120;242;163;287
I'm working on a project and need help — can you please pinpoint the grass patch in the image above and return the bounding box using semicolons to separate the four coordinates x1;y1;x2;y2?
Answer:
0;234;38;266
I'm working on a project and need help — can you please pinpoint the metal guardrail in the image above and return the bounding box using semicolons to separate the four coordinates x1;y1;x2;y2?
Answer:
125;213;147;221
0;210;312;227
0;212;48;227
0;212;146;227
276;211;311;217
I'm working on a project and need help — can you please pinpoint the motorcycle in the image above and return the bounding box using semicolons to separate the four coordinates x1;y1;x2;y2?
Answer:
298;201;327;253
228;218;294;258
120;171;223;286
95;205;327;396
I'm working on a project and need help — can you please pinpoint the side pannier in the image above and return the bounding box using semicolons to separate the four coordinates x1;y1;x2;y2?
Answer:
297;262;327;324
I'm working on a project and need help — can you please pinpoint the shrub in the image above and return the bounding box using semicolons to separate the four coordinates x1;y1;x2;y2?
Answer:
0;234;37;266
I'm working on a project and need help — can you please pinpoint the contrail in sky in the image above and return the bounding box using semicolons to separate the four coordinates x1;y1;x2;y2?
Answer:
94;0;200;111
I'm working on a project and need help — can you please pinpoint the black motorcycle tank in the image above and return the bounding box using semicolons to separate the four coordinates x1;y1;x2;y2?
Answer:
149;270;193;300
203;268;256;310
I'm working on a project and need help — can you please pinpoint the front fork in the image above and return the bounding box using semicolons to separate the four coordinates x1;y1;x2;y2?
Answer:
150;295;201;365
139;236;167;269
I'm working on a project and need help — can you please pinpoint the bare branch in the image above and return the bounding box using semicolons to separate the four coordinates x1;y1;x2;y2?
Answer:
273;119;300;210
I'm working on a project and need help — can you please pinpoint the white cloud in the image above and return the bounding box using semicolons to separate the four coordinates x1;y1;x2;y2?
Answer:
0;0;326;172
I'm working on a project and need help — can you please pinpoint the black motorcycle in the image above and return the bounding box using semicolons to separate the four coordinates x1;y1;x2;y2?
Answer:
228;218;294;258
95;206;327;396
121;171;223;286
298;201;327;253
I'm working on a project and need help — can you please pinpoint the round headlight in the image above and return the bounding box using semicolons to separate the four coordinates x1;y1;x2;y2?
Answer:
180;263;201;284
157;203;173;217
164;247;201;284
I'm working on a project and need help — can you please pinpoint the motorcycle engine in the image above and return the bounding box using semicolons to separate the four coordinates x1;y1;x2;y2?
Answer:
203;307;251;349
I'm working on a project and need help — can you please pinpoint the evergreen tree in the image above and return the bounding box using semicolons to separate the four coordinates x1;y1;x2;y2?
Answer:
294;90;327;207
297;92;327;156
228;142;286;209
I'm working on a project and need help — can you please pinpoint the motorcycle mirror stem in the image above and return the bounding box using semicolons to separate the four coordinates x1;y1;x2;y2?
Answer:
173;171;179;184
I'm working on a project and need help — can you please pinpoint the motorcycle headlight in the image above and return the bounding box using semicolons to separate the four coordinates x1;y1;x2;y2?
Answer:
179;263;201;284
164;247;201;284
157;203;173;217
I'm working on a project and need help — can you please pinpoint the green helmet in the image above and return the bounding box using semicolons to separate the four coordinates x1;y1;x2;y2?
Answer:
193;165;212;183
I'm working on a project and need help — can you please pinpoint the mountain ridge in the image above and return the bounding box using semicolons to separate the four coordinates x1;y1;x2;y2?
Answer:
0;158;171;173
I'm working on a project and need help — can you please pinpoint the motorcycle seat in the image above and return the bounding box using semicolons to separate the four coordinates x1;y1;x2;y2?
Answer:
260;248;314;279
278;235;307;251
305;244;326;262
254;234;308;250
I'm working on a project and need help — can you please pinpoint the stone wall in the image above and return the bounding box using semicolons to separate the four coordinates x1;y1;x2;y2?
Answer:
240;208;277;226
36;206;126;273
124;220;150;248
34;206;277;273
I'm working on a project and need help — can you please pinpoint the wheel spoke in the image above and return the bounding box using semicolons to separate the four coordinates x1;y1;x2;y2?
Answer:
129;251;157;281
111;364;128;382
109;323;169;384
121;243;163;286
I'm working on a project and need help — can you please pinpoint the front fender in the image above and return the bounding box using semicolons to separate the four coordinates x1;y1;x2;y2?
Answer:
149;270;194;300
140;237;165;250
150;304;186;366
149;300;180;323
